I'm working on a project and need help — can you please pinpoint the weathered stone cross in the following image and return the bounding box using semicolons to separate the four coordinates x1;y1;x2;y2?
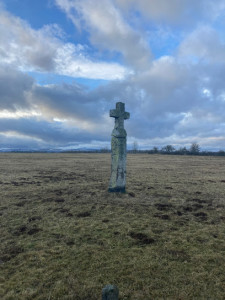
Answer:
108;102;130;193
110;102;130;131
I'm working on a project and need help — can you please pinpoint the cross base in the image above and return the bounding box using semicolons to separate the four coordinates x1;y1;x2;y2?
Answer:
108;187;126;193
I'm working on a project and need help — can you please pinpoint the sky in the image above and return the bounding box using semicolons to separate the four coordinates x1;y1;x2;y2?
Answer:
1;0;225;151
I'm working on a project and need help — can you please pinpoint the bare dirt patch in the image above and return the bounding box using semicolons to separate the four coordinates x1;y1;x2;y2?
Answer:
129;232;155;245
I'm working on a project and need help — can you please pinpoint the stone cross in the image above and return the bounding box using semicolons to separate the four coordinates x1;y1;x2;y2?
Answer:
108;102;130;193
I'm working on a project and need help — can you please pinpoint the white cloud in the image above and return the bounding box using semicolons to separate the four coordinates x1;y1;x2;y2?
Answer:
54;43;130;79
55;0;152;70
0;8;128;80
0;110;41;119
0;10;57;71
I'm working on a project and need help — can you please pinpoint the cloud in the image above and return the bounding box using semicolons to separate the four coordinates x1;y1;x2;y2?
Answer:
1;57;225;150
0;65;34;111
91;51;225;146
0;66;114;145
96;56;200;116
0;132;46;150
0;8;127;79
116;0;187;21
31;82;104;125
0;116;105;148
115;0;225;25
55;0;152;70
0;9;57;71
54;43;130;79
1;2;225;150
178;26;225;63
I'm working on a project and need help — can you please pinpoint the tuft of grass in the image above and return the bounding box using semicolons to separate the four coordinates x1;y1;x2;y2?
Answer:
0;153;225;299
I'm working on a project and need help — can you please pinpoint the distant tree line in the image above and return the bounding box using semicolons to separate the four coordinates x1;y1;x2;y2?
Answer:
5;142;225;156
128;142;225;156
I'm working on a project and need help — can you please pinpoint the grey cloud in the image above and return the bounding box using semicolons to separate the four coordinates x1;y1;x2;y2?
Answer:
175;111;225;141
93;55;225;145
0;117;103;145
0;133;46;150
178;26;225;63
204;64;225;101
116;0;188;21
126;112;183;139
1;50;225;150
96;58;200;117
0;65;112;138
0;65;33;110
115;0;225;25
31;83;108;124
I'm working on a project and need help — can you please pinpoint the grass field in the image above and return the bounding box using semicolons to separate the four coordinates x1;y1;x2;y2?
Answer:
1;153;225;299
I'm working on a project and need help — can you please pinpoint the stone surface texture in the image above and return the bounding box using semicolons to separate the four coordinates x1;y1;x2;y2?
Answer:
102;284;119;300
108;102;130;193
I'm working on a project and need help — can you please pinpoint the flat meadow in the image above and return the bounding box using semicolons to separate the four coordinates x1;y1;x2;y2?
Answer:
1;153;225;299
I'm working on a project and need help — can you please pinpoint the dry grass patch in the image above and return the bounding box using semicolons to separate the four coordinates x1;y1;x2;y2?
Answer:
0;153;225;299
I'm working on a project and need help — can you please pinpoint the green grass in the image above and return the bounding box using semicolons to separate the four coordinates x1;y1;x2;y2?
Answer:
1;153;225;299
